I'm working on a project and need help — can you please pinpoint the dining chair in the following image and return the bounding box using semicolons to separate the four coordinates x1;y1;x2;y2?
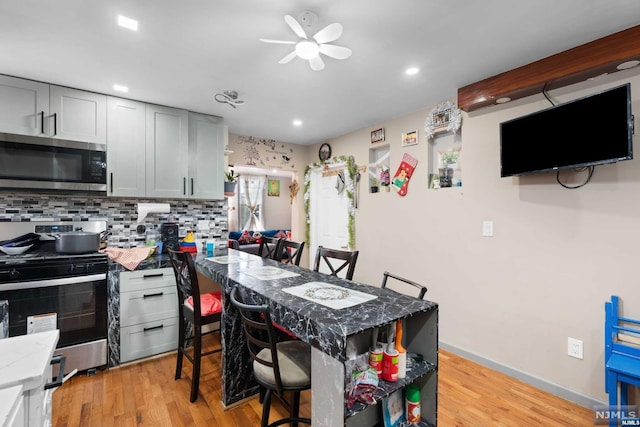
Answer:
258;236;282;260
230;286;311;427
604;295;640;426
381;271;428;299
278;239;305;266
168;249;222;403
313;246;359;280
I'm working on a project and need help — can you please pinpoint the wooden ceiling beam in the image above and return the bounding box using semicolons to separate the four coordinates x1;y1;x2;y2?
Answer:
458;25;640;112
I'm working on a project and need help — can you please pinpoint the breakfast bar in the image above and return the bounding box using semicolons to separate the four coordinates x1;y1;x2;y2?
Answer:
195;249;438;426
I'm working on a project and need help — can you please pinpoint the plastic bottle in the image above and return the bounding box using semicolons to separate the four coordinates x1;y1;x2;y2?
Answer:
395;319;407;379
405;383;421;422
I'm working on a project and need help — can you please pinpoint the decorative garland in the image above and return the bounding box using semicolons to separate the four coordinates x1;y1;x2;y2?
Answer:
304;155;357;249
424;100;462;140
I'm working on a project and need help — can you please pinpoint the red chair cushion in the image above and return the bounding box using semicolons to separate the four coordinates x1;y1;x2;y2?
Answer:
186;291;222;316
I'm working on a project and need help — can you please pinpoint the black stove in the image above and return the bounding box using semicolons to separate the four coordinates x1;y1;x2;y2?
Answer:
0;220;108;283
0;241;107;283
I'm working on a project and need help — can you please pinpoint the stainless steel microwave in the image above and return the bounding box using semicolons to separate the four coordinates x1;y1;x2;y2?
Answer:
0;132;107;192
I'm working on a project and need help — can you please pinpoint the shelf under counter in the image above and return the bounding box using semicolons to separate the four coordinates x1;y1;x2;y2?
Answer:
346;360;437;419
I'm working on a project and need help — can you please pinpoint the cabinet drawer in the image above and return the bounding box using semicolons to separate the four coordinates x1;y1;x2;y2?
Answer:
120;285;178;327
120;268;175;292
120;318;178;363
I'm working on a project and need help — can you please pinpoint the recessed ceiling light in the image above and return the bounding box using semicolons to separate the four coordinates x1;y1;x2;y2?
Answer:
617;60;640;70
405;67;419;75
496;97;511;104
117;15;138;31
293;119;302;126
113;84;129;93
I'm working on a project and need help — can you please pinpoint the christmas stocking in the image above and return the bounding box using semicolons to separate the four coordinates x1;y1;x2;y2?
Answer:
392;153;418;196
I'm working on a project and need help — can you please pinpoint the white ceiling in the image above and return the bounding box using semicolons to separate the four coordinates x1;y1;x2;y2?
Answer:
1;1;639;145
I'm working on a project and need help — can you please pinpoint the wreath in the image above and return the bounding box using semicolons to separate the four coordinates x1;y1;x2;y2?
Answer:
424;100;462;140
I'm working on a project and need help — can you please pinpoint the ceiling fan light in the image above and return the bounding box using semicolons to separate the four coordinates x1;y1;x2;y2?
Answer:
296;41;319;60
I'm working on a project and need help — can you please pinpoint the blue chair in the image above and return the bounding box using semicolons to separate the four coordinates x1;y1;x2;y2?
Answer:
605;295;640;426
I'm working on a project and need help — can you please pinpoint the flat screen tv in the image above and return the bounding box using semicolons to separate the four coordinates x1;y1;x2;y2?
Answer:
500;83;633;177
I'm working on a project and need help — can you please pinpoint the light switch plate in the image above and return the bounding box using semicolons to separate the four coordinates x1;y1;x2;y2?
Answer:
482;221;494;237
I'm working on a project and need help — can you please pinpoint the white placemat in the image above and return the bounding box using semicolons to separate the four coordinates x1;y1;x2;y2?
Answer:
243;266;301;281
283;281;377;310
207;255;244;264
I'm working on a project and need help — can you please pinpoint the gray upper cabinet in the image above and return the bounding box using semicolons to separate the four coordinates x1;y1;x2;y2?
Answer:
0;75;49;135
107;97;146;197
188;112;224;200
145;104;189;198
49;85;107;145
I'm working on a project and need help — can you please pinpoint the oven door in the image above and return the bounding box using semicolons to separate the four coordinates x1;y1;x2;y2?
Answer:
0;273;107;348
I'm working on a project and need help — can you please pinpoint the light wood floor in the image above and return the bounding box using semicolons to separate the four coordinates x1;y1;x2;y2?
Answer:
52;345;594;426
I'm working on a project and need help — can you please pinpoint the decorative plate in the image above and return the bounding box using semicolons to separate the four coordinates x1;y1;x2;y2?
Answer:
425;100;462;139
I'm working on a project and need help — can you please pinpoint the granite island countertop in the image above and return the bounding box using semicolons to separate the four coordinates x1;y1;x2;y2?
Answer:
196;250;436;361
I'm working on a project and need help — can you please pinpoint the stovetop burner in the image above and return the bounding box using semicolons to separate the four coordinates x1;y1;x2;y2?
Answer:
0;220;108;267
0;241;106;265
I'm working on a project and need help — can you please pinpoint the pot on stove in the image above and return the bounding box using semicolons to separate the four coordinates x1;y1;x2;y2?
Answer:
53;231;101;254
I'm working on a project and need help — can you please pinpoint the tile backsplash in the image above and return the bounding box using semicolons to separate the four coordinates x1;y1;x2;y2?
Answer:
0;192;228;248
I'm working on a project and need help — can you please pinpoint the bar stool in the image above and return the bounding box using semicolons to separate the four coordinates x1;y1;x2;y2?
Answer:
230;286;311;427
381;271;428;299
313;246;359;280
168;249;222;402
259;236;282;259
278;240;305;266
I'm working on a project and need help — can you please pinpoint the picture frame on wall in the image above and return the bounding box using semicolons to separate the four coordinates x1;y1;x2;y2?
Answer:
401;129;419;147
371;128;385;143
267;179;280;197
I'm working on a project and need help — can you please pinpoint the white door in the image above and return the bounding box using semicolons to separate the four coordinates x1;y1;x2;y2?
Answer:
309;165;351;271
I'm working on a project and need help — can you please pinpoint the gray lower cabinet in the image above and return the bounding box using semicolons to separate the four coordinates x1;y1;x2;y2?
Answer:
119;268;179;363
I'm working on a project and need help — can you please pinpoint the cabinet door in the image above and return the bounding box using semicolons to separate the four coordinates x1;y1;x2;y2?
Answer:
145;104;189;198
49;85;107;144
0;75;49;136
106;97;146;197
188;112;224;200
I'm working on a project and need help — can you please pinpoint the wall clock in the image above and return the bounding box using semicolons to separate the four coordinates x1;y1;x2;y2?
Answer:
319;143;332;161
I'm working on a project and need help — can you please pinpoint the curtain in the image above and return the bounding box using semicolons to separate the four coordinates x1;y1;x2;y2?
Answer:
239;175;265;231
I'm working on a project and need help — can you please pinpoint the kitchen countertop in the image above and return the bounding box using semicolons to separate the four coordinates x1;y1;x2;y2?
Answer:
0;330;59;391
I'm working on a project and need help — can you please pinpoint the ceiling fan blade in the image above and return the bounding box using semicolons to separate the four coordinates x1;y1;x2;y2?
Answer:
313;23;343;44
259;38;296;45
284;15;307;39
309;55;325;71
279;51;298;64
319;44;352;60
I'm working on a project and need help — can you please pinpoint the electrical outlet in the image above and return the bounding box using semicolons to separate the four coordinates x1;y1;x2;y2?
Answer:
568;337;584;359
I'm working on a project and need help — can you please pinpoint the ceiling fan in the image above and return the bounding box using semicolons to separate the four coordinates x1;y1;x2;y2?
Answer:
260;12;352;71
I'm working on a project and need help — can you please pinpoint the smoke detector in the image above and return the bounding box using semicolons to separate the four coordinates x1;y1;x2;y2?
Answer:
215;90;245;108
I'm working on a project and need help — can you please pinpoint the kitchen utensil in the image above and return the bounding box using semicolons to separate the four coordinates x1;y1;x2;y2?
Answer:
0;244;34;255
0;232;41;248
52;231;100;254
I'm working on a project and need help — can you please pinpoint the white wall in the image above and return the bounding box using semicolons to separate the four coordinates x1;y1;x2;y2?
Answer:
309;68;640;403
263;175;292;230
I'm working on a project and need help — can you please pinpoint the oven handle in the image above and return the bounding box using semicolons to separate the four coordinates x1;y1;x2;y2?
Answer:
0;273;106;291
44;354;66;390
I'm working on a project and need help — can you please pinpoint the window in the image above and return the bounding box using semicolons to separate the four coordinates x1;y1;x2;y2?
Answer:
238;175;265;231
